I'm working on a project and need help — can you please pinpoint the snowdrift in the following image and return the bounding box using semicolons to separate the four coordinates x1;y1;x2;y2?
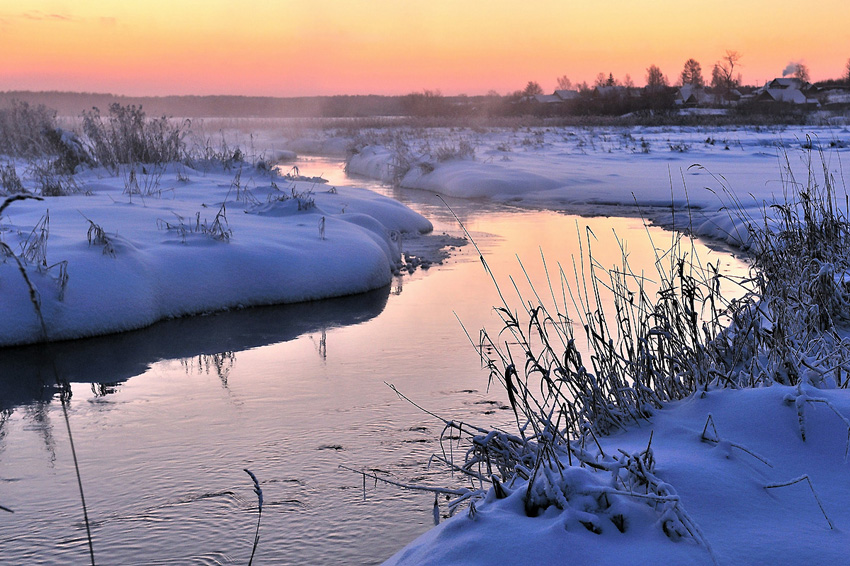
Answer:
0;162;431;346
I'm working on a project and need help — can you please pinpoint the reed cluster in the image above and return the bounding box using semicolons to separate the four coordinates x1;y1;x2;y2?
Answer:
392;151;850;552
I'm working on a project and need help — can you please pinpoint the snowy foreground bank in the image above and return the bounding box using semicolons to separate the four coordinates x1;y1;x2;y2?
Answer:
0;162;432;347
385;385;850;566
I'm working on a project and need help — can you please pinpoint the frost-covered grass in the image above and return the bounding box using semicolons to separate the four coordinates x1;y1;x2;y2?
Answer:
375;219;745;559
81;103;185;172
345;128;479;186
0;100;59;158
464;148;850;468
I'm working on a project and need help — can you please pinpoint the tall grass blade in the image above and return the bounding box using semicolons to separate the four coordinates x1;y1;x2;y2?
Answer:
57;375;96;566
244;468;263;566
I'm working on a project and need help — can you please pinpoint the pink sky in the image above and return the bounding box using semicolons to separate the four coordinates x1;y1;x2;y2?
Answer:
2;1;849;96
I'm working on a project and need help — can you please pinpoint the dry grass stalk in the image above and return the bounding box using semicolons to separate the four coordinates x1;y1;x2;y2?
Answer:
244;468;263;566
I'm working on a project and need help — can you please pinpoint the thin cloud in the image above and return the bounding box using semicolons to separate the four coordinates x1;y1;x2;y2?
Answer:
99;17;117;27
19;11;76;23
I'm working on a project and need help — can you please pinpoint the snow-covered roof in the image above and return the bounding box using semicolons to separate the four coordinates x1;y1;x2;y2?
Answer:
767;77;809;89
758;88;818;105
678;85;696;98
676;85;710;105
533;94;562;104
554;89;580;101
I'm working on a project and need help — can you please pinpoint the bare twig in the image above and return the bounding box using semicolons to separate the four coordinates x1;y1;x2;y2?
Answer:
765;475;834;530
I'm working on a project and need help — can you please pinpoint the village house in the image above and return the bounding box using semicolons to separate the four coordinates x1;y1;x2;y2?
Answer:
674;85;711;107
755;77;820;107
519;89;581;108
554;89;580;102
531;93;562;104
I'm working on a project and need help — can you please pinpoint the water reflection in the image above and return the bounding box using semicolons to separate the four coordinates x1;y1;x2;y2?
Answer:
181;351;237;387
0;285;390;411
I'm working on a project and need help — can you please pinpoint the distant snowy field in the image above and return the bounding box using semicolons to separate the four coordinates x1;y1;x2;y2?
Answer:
0;160;432;347
337;124;850;247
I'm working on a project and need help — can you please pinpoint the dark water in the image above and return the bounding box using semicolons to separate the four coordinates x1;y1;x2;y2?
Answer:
0;157;747;565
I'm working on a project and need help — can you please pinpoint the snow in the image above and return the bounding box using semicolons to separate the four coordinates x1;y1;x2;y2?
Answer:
0;160;433;347
384;386;850;566
343;125;850;248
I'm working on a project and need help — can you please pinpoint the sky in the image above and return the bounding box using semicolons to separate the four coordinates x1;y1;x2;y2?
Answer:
1;0;849;97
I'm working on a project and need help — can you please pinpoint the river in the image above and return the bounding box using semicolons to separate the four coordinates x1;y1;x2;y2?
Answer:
0;156;748;565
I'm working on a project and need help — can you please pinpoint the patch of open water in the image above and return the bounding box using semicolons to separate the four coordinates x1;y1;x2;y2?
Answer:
0;157;748;565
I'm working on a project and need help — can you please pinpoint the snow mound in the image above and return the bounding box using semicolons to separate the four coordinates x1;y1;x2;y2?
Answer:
386;386;850;566
0;165;432;347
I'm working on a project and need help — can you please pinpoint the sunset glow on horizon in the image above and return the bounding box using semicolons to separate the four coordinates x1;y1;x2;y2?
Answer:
2;0;849;97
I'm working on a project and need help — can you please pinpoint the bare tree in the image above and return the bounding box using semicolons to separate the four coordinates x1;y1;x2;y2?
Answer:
711;50;742;90
680;58;704;87
645;65;668;91
594;73;605;88
845;58;850;82
556;75;573;90
623;74;635;88
522;81;544;96
792;63;810;83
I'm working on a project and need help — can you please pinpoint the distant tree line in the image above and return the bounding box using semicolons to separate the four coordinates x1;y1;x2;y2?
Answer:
3;56;849;121
509;52;850;118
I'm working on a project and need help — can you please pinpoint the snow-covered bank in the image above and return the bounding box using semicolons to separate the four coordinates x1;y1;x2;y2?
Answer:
377;167;850;566
345;126;850;248
340;125;850;566
386;385;850;566
0;162;433;347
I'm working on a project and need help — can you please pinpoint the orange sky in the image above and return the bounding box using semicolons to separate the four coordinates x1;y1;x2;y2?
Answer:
1;0;848;96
